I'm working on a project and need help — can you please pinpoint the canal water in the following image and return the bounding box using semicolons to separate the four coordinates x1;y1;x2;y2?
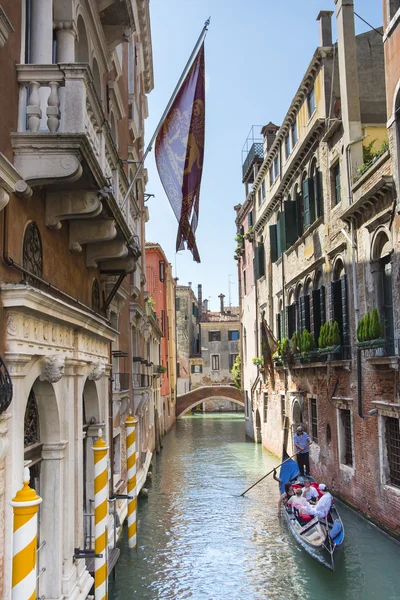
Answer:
109;414;399;600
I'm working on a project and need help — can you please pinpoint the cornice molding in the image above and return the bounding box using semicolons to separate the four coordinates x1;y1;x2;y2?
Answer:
0;6;14;47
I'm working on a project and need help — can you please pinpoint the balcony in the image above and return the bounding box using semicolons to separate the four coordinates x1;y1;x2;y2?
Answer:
12;64;140;274
242;143;264;183
133;373;151;388
112;372;130;392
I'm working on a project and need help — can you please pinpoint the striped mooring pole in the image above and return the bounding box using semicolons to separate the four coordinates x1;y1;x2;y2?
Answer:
125;411;139;549
93;428;109;600
11;466;42;600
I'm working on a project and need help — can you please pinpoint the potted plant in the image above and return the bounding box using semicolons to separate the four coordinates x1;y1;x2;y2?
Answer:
299;329;318;363
252;356;264;367
318;321;341;355
356;308;385;349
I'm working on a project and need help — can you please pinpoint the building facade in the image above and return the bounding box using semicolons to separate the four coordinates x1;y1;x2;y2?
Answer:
238;2;400;537
0;0;154;597
176;284;200;396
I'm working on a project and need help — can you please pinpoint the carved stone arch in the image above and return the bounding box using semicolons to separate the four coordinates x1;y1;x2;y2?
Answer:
295;282;303;302
371;226;392;261
332;255;346;281
304;276;313;296
287;288;294;305
308;154;318;178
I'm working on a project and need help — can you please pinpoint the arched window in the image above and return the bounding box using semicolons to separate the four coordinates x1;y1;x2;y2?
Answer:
23;222;43;283
371;230;394;352
310;157;323;219
287;288;297;339
92;279;100;313
330;258;349;356
298;278;312;334
24;388;41;492
92;57;102;103
75;15;89;63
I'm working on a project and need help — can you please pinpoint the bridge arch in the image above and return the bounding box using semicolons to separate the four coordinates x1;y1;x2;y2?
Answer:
176;385;244;418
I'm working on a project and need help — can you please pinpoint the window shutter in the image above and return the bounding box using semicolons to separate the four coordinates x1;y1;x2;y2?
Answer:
329;282;335;323
284;200;298;248
240;226;245;248
270;225;278;263
277;312;281;341
303;178;316;229
340;275;349;352
304;295;311;331
320;285;326;325
299;296;305;332
285;306;290;338
254;247;259;281
312;289;321;343
278;213;286;257
248;211;254;228
316;170;323;217
288;304;296;339
258;244;265;278
303;179;310;229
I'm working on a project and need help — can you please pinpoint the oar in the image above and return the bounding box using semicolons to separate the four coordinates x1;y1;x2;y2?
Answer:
239;451;300;497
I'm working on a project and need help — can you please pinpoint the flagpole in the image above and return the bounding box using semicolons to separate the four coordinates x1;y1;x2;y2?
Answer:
120;17;211;216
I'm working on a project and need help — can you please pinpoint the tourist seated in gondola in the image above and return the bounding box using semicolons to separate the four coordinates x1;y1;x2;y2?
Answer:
287;487;309;514
302;480;319;503
306;484;332;519
278;482;295;513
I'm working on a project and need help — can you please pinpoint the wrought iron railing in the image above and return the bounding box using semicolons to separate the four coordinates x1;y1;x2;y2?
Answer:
0;356;13;414
242;142;264;179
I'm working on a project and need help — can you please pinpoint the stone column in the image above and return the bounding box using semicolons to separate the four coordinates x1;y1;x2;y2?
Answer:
31;0;53;63
55;22;75;63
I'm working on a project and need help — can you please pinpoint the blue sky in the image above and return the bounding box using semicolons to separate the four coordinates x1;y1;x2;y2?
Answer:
145;0;382;311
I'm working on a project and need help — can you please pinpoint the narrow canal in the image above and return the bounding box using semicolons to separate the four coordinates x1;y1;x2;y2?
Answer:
109;414;399;600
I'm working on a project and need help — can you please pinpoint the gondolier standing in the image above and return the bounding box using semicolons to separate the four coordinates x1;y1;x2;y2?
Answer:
294;426;312;476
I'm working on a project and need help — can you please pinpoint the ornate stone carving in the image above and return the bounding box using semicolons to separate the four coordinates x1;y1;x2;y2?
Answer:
6;313;17;336
69;219;117;253
46;190;102;230
88;361;106;381
0;186;9;211
86;240;128;269
40;355;65;383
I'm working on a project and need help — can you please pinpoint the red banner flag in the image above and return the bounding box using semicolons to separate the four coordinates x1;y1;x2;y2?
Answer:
155;44;205;263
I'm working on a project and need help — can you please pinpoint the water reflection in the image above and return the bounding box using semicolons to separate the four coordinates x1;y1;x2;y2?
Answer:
109;414;399;600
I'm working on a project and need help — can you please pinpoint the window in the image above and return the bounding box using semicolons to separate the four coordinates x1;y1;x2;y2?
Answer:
269;166;274;186
332;162;341;205
309;398;318;443
274;155;280;178
385;417;400;488
248;210;254;228
177;362;180;377
229;354;238;370
175;297;180;311
191;364;203;374
331;260;349;356
263;392;268;423
159;260;165;282
285;134;291;159
307;87;316;117
161;310;166;336
339;408;353;467
208;331;221;342
211;355;220;370
261;179;266;200
243;270;247;296
257;188;262;207
92;279;100;313
388;0;400;19
23;222;43;283
228;330;239;341
291;120;298;146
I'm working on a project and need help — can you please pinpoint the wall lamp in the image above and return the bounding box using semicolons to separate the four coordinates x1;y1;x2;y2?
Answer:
368;408;378;417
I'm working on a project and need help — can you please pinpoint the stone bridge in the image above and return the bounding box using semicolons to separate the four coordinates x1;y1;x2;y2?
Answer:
176;385;244;418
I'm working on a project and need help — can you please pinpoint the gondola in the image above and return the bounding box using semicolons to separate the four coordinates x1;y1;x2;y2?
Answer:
279;455;345;571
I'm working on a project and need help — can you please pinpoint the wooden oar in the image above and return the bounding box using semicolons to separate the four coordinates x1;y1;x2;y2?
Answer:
240;451;300;497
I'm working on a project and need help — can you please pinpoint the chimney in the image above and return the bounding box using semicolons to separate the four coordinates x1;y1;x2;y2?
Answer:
203;299;208;313
317;11;334;47
335;0;363;178
198;284;202;313
218;293;225;315
261;122;279;153
188;281;192;288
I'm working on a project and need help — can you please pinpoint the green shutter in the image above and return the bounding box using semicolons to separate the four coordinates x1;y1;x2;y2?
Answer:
316;170;323;217
270;225;278;263
254;247;259;280
258;244;265;278
278;213;286;257
284;200;298;248
303;178;315;229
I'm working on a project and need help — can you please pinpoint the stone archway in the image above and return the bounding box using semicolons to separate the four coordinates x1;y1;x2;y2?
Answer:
176;385;244;418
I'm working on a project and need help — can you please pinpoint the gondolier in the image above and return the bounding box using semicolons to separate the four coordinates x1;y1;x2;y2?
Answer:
294;426;311;476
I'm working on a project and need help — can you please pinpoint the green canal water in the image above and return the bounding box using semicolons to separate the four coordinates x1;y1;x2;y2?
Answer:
109;414;399;600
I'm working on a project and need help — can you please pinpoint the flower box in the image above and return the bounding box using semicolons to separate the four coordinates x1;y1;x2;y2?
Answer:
300;351;320;363
356;338;386;350
318;345;341;356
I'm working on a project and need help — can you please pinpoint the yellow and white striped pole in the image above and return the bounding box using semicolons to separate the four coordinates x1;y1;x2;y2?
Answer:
125;411;139;549
93;428;109;600
11;466;42;600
